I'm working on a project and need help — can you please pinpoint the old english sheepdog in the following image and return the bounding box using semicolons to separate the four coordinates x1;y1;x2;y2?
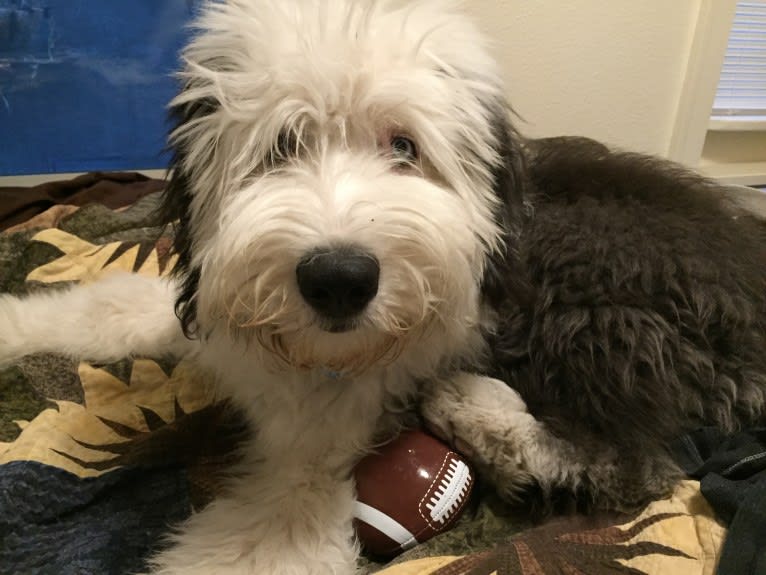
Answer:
2;1;766;573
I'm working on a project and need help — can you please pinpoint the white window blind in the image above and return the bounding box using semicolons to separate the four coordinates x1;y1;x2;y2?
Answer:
712;1;766;117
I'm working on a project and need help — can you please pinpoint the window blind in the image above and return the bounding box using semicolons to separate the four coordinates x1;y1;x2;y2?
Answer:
712;1;766;117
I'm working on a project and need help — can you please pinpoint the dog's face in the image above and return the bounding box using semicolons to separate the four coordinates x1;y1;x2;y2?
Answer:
164;0;525;375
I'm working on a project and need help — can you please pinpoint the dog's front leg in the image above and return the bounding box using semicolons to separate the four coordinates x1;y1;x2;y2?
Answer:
419;373;587;502
421;373;683;512
0;273;194;365
147;442;359;575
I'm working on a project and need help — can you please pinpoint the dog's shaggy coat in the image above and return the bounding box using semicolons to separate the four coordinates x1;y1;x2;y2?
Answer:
1;1;765;573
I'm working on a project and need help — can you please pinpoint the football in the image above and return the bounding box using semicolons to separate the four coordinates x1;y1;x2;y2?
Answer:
353;429;475;559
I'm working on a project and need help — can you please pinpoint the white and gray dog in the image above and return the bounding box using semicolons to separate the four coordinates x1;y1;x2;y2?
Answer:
2;1;766;574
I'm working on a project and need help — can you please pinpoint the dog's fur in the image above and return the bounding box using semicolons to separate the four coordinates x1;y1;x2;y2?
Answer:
1;1;765;573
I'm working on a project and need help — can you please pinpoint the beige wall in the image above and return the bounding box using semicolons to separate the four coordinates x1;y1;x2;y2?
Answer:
471;0;703;156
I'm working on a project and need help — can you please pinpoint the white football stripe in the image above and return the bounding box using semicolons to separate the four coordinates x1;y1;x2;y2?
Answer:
353;501;419;550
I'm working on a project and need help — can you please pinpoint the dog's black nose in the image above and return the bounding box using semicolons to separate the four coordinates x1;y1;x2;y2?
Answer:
296;247;380;320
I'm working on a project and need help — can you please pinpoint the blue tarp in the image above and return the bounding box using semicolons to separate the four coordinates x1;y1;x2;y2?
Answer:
0;1;201;176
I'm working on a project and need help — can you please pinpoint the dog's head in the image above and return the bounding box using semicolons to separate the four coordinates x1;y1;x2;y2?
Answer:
163;0;526;376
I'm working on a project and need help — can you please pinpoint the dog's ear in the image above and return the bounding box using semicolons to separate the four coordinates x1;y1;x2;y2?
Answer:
480;101;533;309
159;96;218;338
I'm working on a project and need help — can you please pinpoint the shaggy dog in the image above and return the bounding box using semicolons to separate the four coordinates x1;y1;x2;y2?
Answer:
2;1;765;573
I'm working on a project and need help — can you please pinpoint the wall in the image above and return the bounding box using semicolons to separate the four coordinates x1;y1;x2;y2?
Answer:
470;0;703;156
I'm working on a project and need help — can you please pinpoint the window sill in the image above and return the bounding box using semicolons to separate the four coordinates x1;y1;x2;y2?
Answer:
709;117;766;132
698;159;766;186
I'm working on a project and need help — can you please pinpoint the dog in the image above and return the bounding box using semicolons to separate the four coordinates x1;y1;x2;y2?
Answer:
2;1;765;573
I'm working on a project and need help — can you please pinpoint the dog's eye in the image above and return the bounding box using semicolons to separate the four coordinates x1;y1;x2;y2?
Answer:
277;132;293;156
272;131;296;163
390;136;418;163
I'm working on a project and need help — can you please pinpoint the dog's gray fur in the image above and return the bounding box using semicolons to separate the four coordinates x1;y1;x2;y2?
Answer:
465;135;766;512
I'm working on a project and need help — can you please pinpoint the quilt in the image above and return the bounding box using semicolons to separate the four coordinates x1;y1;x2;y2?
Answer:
0;179;728;574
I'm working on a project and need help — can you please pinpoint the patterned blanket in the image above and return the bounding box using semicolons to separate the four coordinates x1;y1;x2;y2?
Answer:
0;186;727;574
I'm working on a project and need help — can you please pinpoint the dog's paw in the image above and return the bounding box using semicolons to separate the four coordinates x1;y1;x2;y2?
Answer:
421;373;528;448
420;373;536;498
148;544;357;575
146;466;359;575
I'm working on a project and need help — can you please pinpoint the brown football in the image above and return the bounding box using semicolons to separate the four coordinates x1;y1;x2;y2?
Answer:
353;429;475;560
